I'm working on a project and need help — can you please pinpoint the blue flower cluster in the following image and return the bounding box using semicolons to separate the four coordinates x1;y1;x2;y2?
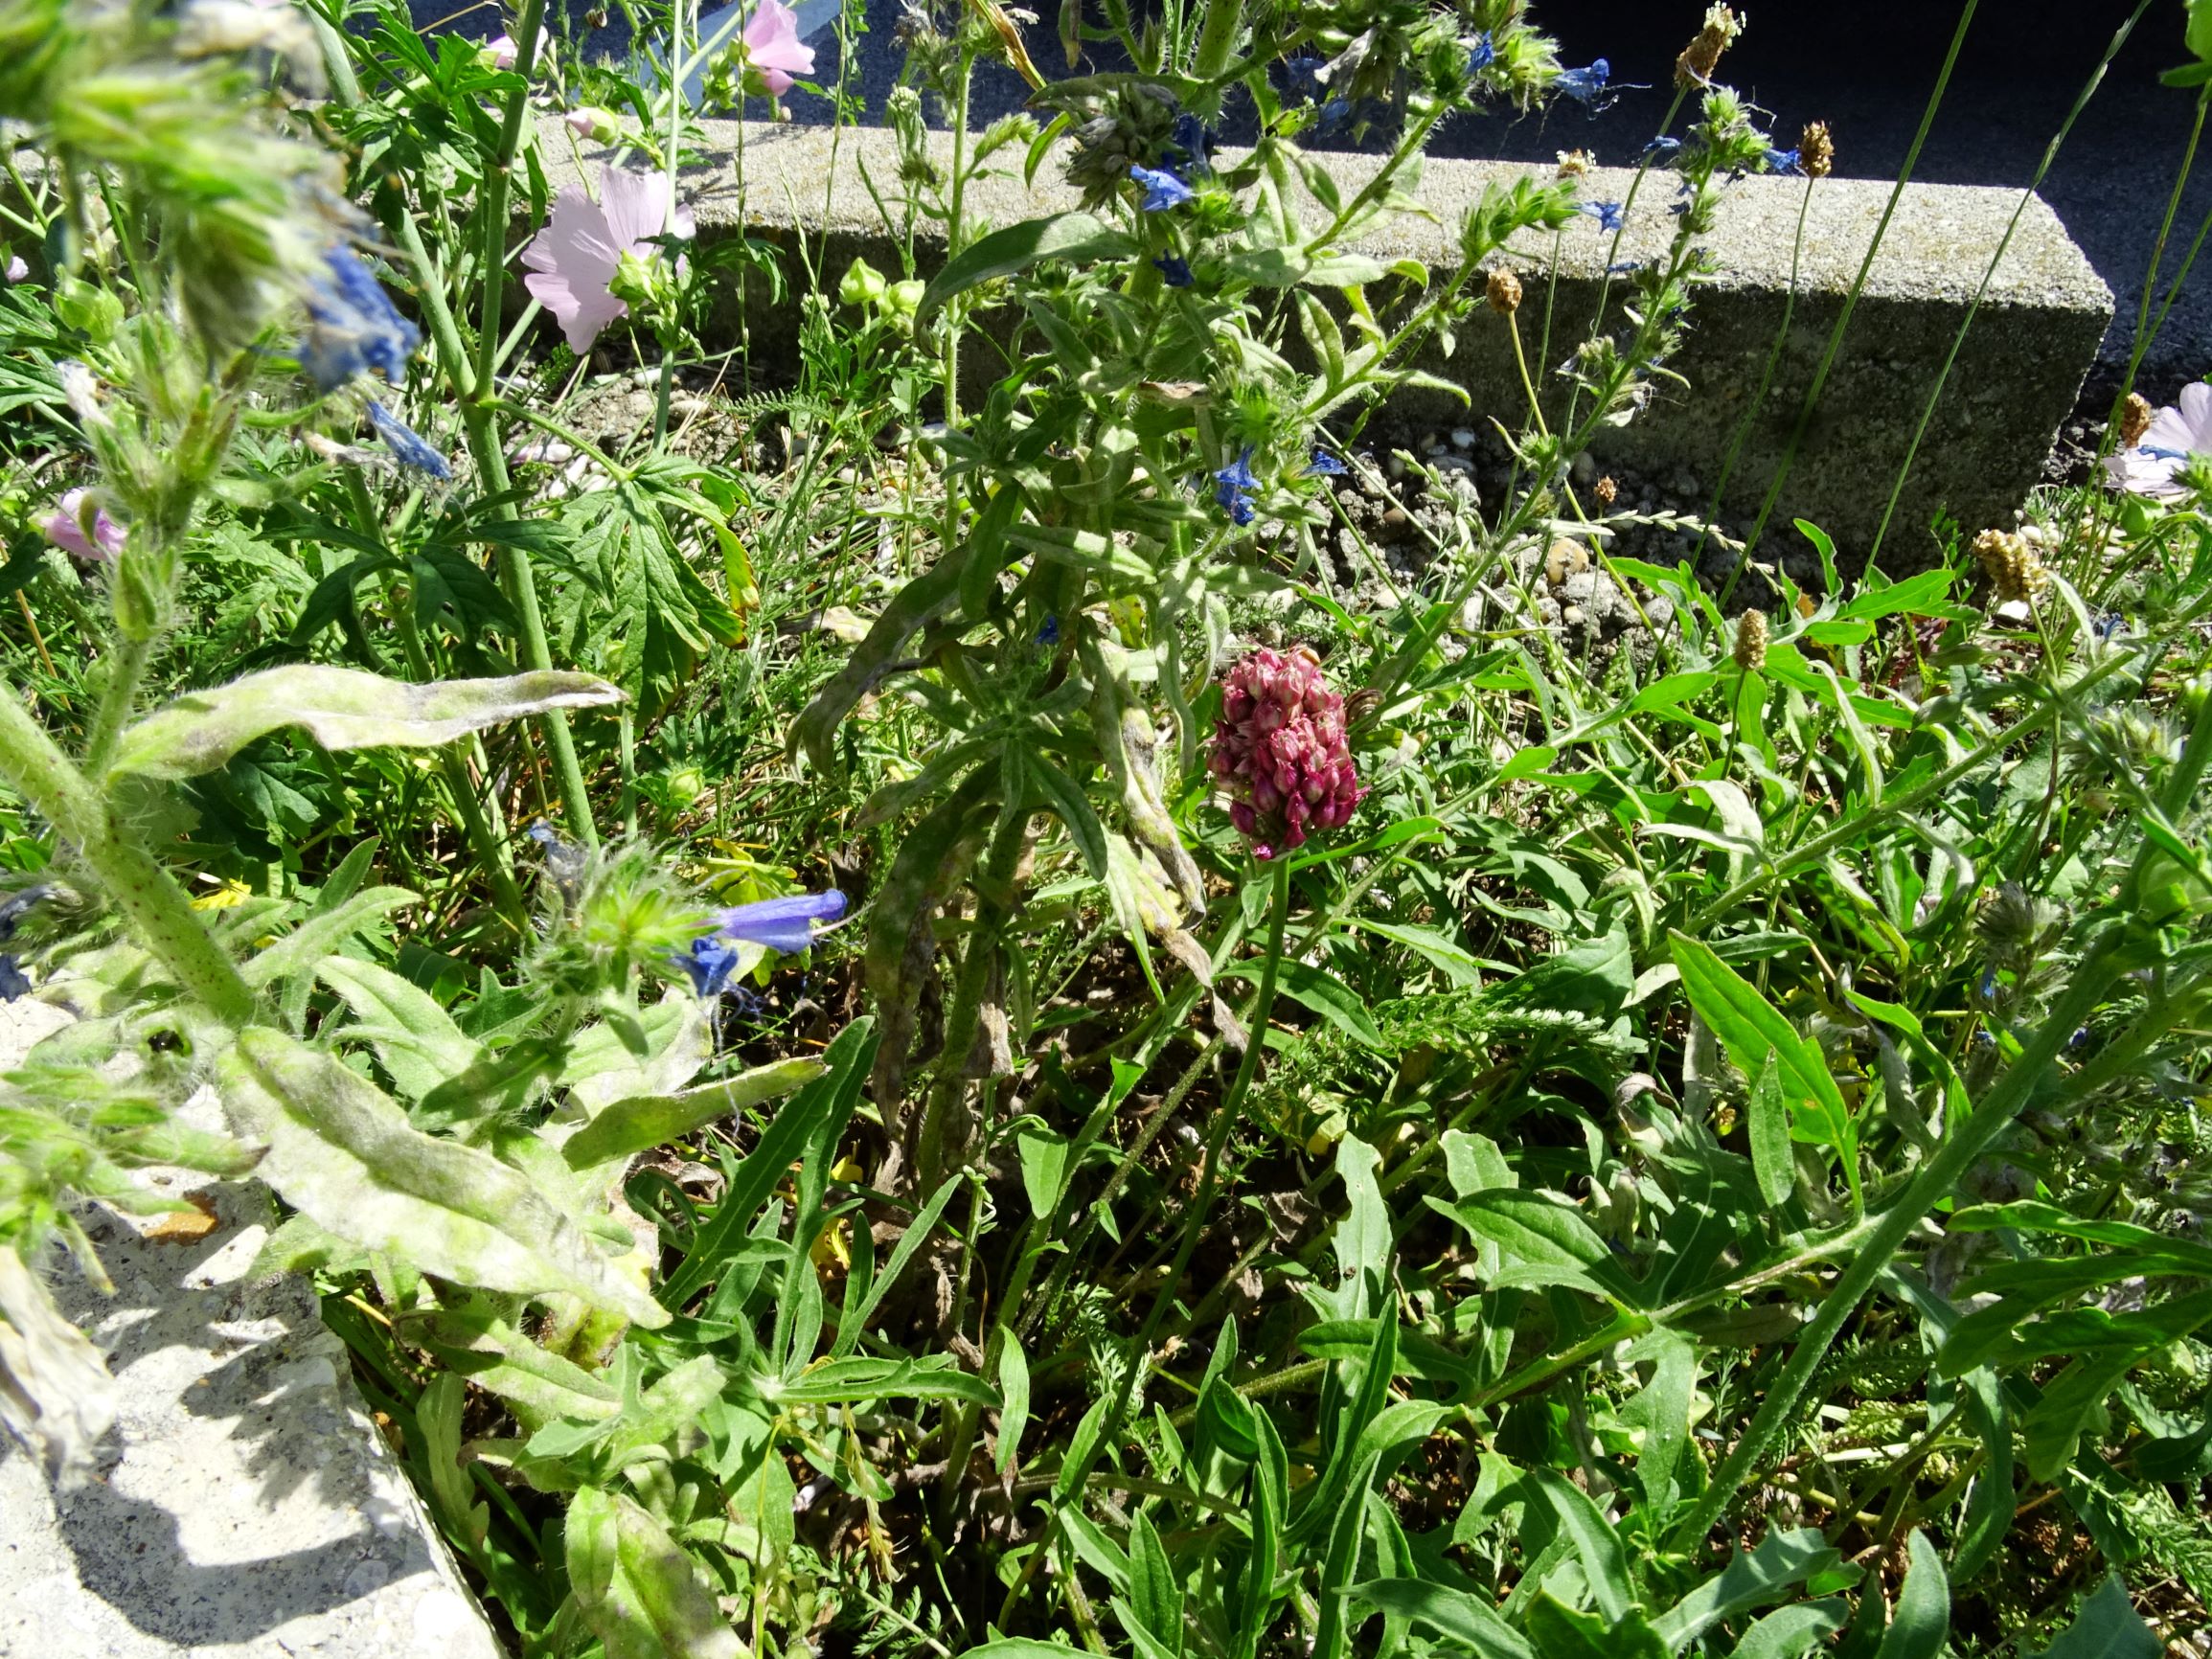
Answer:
679;891;849;997
367;401;453;480
1153;255;1194;287
1555;58;1643;113
1215;447;1259;526
303;246;451;478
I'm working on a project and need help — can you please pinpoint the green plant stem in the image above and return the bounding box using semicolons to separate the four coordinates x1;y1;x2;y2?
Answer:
0;693;255;1026
83;632;153;777
1722;0;1981;596
912;811;1026;1190
1059;854;1292;1495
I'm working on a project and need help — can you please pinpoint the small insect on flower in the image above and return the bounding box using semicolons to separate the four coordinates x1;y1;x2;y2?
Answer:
1152;254;1194;287
1210;646;1365;861
366;402;452;480
1129;163;1196;212
41;489;125;561
1486;266;1523;314
1580;200;1627;232
1214;446;1259;525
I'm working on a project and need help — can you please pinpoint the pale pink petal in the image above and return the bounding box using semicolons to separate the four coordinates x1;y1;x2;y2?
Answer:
2143;402;2199;458
742;0;812;94
2104;447;2187;499
597;164;667;250
521;184;628;351
42;489;124;561
565;108;595;137
485;33;516;68
3;256;25;283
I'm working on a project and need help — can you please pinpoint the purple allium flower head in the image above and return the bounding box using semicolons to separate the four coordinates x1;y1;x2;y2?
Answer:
366;401;452;479
1580;200;1627;232
2106;383;2212;499
1129;163;1195;212
1214;446;1259;525
1209;646;1364;860
41;489;125;561
302;247;422;390
1153;254;1194;287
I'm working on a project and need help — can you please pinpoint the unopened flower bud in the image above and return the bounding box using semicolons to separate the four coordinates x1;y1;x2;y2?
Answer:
1799;121;1834;180
1676;4;1743;88
1973;528;2049;606
1486;266;1522;314
839;257;888;307
1733;608;1768;670
2119;392;2154;448
1594;475;1618;506
566;105;623;143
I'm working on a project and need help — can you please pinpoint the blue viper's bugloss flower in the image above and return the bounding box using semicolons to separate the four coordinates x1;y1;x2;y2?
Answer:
1764;147;1803;175
1306;449;1346;478
367;401;453;480
1215;447;1259;525
1129;164;1195;212
679;890;849;996
1466;32;1495;73
1642;136;1683;162
0;955;27;1001
1556;58;1639;111
302;248;421;391
1580;200;1627;232
1153;254;1194;287
1171;112;1211;176
1037;613;1061;646
1282;52;1328;103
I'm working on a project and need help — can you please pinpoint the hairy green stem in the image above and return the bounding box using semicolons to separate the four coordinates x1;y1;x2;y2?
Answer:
0;694;255;1026
82;632;153;777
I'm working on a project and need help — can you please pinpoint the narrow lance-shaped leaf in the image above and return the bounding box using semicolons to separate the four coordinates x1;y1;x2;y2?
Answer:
561;1057;825;1170
565;1485;744;1659
220;1027;668;1329
112;666;623;779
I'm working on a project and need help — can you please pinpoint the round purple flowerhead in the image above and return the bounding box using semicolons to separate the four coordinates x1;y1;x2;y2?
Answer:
1209;647;1365;861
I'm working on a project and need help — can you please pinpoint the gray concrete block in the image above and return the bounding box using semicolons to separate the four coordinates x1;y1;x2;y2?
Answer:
0;1001;502;1659
542;118;2111;571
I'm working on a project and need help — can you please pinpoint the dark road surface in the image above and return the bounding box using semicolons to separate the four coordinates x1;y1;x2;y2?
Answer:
417;0;2212;398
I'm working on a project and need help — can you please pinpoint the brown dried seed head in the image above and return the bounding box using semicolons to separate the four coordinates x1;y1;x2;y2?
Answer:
1486;266;1523;314
1733;607;1768;671
1556;148;1593;180
1799;121;1834;180
1973;528;2049;606
1594;475;1618;506
1676;3;1743;87
2120;392;2154;448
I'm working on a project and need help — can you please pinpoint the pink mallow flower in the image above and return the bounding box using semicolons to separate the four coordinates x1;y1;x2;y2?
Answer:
42;489;125;562
1209;646;1365;861
2106;382;2212;499
483;33;517;68
521;165;696;353
742;0;814;95
4;256;25;283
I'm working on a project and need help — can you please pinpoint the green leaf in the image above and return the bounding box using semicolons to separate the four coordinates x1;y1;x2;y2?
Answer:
919;212;1137;318
242;887;418;989
1747;1049;1795;1209
1015;1123;1070;1218
112;667;622;779
1220;958;1380;1047
1729;1602;1849;1659
1651;1526;1843;1646
560;1058;825;1170
1349;919;1483;988
1533;1468;1632;1624
316;956;482;1112
1873;1532;1950;1659
2030;1576;2160;1659
1031;754;1109;879
1440;1190;1637;1305
220;1028;667;1328
1127;1511;1184;1657
1345;1579;1534;1659
1671;932;1851;1149
833;1173;962;1358
565;1485;743;1659
995;1335;1031;1474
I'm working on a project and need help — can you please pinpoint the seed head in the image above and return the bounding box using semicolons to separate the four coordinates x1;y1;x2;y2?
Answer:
1594;475;1618;506
1676;4;1743;88
1732;607;1767;670
1210;647;1365;860
1973;528;2049;606
2119;392;2154;448
1486;266;1523;314
1799;121;1834;180
1556;148;1593;180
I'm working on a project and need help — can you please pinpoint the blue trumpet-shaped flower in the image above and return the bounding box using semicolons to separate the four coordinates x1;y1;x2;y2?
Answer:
1153;254;1194;287
367;401;453;480
1555;58;1641;112
1466;32;1495;74
1641;135;1683;163
1580;200;1627;233
1306;449;1346;478
1215;447;1259;525
1763;146;1804;175
1129;164;1196;212
679;889;849;996
302;247;421;391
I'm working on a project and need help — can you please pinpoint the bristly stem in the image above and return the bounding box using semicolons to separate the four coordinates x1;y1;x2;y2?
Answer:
82;632;152;777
